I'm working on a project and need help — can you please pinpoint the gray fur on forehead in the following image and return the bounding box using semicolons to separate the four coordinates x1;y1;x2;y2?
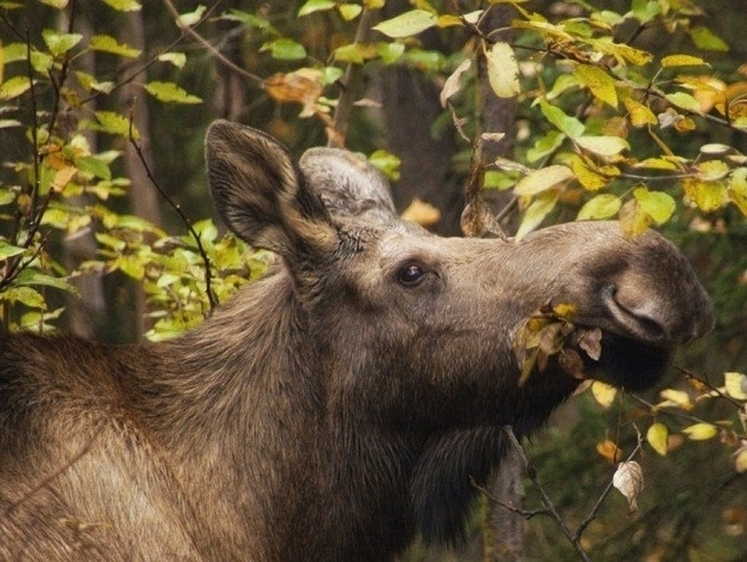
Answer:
300;147;398;224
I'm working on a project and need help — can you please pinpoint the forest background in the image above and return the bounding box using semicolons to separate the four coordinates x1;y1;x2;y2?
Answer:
1;0;746;560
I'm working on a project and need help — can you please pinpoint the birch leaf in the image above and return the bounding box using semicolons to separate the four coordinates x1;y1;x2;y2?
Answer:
613;461;644;513
647;422;669;456
486;42;520;98
514;165;573;196
373;10;437;38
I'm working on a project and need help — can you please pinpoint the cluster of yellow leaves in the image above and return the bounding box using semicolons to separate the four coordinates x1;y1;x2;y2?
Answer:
590;372;747;474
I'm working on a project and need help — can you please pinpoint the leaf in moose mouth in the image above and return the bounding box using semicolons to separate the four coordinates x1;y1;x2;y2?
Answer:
512;302;604;385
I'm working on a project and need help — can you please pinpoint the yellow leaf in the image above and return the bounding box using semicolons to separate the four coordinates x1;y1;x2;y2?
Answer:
591;381;617;409
400;198;440;227
682;177;728;212
514;165;573;196
682;422;718;440
634;157;679;171
694;160;730;182
659;388;692;407
571;156;608;191
515;191;558;242
618;198;650;236
724;372;747;400
576;135;630;157
633;187;675;225
661;54;708;67
574;63;618;108
578;193;621;220
552;302;576;319
728;168;747;216
647;422;669;456
735;447;747;473
624;97;657;127
485;42;520;98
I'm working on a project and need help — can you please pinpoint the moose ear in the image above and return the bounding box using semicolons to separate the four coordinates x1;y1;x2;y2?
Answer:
205;120;338;259
299;148;397;224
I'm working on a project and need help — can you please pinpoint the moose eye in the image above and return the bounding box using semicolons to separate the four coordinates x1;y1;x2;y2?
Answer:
397;262;426;286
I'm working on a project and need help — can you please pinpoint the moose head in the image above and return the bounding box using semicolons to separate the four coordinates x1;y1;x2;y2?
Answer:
0;120;712;561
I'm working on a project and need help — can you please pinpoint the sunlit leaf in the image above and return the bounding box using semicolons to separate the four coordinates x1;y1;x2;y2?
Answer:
102;0;141;11
633;187;675;224
401;198;440;227
0;242;26;260
0;76;33;101
298;0;335;17
333;43;377;64
682;177;728;212
659;388;692;408
338;3;362;21
631;0;661;23
486;42;520;98
576;135;629;157
539;100;585;139
647;422;669;456
613;461;644;512
527;130;564;163
158;52;187;68
372;9;437;38
624;97;657;127
591;381;617;409
694;160;730;182
724;372;747;400
42;30;83;57
89;35;141;58
728;167;747;216
682;422;718;440
263;69;323;117
578;193;621;220
176;5;206;28
661;54;708;67
84;110;139;139
38;0;68;7
376;42;405;64
571;156;609;191
514;165;573;196
515;191;558;242
666;92;702;114
260;38;307;61
2;286;46;309
144;81;202;104
574;63;617;108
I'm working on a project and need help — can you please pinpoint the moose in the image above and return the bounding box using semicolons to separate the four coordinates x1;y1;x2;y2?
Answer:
0;120;712;560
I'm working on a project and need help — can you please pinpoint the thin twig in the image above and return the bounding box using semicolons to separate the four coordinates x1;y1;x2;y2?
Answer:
503;426;592;562
126;113;217;310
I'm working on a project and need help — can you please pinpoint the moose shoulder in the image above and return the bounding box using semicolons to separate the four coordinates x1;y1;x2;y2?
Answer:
0;121;712;561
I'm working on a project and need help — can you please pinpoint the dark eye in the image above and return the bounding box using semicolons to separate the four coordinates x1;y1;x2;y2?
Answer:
398;262;426;286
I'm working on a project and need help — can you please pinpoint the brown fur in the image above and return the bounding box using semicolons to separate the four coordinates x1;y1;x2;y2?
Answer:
0;121;713;560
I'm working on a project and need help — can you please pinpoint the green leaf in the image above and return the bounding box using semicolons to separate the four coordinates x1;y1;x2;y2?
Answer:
102;0;141;11
0;242;26;260
368;150;401;181
89;35;141;58
2;286;46;309
527;130;564;163
514;165;573;196
144;81;202;104
631;0;661;23
576;135;629;157
0;76;32;101
516;191;558;242
260;39;307;61
577;193;621;220
376;42;405;64
30;50;54;73
539;100;585;139
221;10;277;34
688;26;729;52
574;64;617;108
665;92;702;113
633;187;676;224
158;52;187;69
42;29;83;57
373;9;437;38
14;269;76;293
486;42;520;99
75;155;112;180
85;110;139;139
298;0;335;16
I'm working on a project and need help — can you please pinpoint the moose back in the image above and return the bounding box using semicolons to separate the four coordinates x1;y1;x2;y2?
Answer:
0;121;713;560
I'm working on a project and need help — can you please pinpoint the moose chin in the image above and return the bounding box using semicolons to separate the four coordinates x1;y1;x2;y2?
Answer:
0;121;713;561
